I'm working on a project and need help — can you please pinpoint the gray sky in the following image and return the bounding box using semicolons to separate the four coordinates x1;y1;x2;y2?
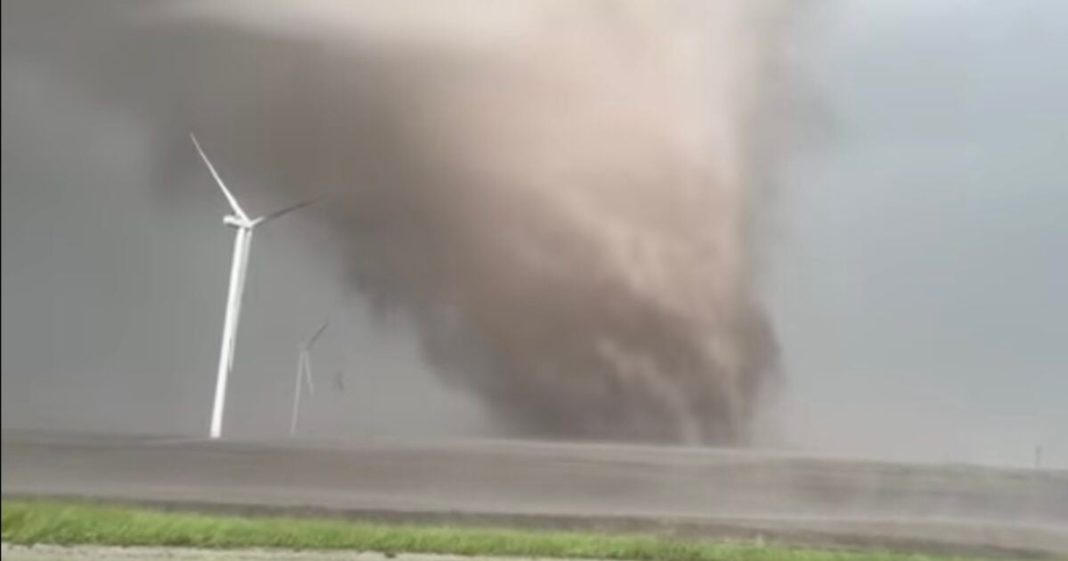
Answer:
769;0;1068;466
2;0;1066;467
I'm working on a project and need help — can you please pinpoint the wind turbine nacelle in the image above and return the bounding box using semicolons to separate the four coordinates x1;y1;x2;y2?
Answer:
223;215;246;228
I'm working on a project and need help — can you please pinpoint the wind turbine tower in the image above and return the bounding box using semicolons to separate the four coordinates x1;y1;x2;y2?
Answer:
191;133;316;440
290;320;329;436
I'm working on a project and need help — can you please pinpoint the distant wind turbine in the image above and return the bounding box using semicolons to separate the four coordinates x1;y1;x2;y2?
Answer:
191;133;318;440
290;320;329;436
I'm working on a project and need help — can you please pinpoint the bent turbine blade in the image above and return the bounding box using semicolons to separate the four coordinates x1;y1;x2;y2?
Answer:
307;320;330;350
253;197;320;227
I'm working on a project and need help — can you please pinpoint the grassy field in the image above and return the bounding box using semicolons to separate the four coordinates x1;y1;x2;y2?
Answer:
2;500;989;561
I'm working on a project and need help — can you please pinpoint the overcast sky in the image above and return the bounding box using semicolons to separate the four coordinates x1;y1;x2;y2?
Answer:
2;0;1066;467
770;0;1068;466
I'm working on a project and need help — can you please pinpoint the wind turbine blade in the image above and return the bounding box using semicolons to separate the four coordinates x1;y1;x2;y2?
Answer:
190;133;248;221
307;320;330;349
253;197;320;226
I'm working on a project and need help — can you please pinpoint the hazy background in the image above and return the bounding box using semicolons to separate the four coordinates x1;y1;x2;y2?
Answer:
3;0;1066;467
769;0;1068;467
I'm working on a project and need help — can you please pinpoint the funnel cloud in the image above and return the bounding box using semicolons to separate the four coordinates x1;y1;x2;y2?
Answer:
3;0;788;444
164;0;788;444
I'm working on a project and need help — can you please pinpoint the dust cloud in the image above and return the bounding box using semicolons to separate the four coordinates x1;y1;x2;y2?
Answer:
3;0;791;444
168;0;790;444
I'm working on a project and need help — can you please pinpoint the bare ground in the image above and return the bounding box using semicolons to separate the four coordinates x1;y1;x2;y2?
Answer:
3;431;1066;558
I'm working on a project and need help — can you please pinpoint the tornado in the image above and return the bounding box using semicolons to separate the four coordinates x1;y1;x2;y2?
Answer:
156;0;788;444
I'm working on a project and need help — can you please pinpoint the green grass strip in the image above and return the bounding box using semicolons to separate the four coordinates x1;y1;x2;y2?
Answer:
2;499;983;561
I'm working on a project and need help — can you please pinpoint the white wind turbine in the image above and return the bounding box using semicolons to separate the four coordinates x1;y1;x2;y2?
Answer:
191;133;317;440
290;320;329;436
